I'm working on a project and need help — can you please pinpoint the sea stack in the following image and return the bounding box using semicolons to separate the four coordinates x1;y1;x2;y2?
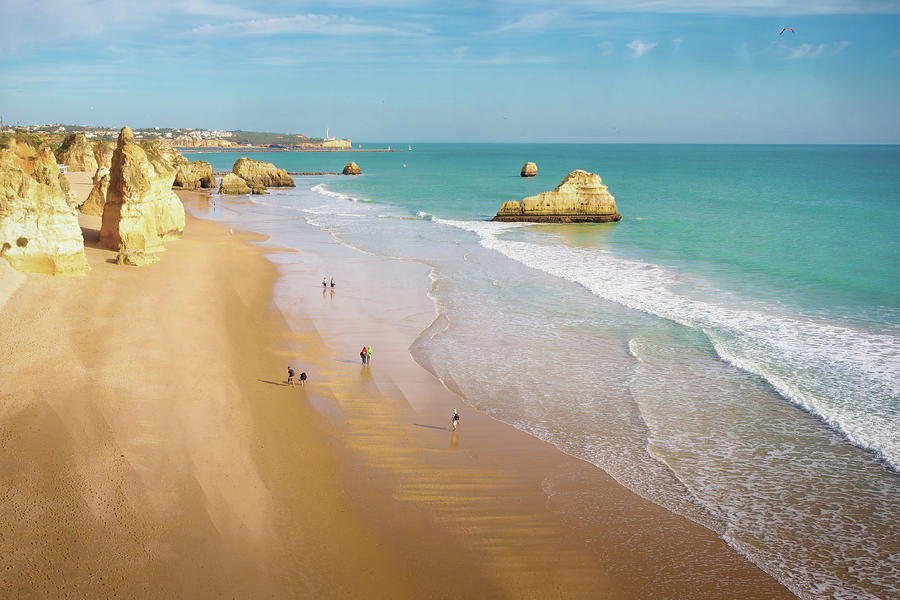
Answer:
174;160;217;190
493;169;621;223
342;161;361;175
56;133;99;173
219;172;253;195
0;136;89;275
92;139;116;170
520;161;538;177
79;166;110;216
99;126;185;262
232;157;294;188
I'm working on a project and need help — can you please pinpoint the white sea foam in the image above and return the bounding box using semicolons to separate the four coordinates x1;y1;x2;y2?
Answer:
310;183;360;203
434;218;900;470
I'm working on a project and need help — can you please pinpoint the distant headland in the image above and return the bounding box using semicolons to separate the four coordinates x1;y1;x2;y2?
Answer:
0;122;397;152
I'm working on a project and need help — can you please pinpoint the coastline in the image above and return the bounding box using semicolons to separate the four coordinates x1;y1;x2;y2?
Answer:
184;192;796;598
0;177;794;598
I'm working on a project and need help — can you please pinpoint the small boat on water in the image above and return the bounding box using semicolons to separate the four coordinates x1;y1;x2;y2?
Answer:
408;144;412;151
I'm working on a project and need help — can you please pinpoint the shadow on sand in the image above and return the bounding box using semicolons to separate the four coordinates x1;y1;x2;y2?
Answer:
414;423;451;432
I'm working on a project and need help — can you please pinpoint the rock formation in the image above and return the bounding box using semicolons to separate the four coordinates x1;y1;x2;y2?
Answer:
218;172;253;195
79;166;110;216
520;162;538;177
342;161;362;175
174;160;217;190
232;157;294;188
56;133;99;173
99;127;185;259
493;169;621;223
93;139;115;170
0;136;89;275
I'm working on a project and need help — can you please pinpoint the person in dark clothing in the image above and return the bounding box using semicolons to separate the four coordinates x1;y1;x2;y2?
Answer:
287;366;295;386
299;372;307;386
360;346;368;364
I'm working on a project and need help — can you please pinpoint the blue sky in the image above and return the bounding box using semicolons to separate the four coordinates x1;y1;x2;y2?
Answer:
1;0;899;142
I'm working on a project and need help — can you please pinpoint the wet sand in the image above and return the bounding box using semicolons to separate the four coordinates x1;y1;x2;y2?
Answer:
0;177;795;598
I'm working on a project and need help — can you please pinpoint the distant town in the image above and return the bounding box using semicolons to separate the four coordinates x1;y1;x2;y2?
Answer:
0;120;353;150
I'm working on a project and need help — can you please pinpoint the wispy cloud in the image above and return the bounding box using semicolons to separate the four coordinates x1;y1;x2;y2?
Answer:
626;40;658;57
190;14;428;37
780;40;850;59
598;41;614;56
891;48;900;57
494;1;900;16
673;37;684;50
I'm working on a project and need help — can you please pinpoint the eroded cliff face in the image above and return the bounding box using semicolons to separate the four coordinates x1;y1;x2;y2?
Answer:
232;157;294;188
174;160;217;190
0;137;89;275
79;166;110;217
92;139;116;170
56;133;99;173
99;127;185;258
494;169;621;223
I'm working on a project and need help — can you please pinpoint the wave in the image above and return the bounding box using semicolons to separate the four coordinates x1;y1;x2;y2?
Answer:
310;183;362;203
433;218;900;471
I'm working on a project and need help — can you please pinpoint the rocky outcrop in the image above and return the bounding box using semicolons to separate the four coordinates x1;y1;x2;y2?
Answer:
79;166;110;216
93;139;115;170
145;141;188;174
520;162;538;177
0;136;89;275
218;172;253;195
232;157;294;188
342;161;361;175
493;170;621;223
174;160;217;190
99;127;185;256
56;133;99;173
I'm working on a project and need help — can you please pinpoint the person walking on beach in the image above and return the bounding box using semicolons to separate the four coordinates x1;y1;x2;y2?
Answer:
287;366;295;386
367;345;373;363
322;277;327;288
451;408;460;431
360;346;368;364
330;277;335;288
299;371;307;386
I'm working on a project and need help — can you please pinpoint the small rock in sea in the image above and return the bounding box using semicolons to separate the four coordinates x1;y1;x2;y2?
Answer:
520;161;538;177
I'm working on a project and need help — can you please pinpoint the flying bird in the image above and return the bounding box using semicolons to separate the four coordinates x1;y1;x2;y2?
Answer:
780;27;795;35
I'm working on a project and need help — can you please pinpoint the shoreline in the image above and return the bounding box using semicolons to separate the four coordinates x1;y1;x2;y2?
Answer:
183;192;796;598
0;174;795;598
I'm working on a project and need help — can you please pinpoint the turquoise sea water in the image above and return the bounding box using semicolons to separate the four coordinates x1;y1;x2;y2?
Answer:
191;145;899;599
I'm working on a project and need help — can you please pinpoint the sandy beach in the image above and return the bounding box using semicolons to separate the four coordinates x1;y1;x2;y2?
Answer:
0;174;794;598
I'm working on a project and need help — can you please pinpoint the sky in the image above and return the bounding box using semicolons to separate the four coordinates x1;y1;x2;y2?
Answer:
1;0;899;143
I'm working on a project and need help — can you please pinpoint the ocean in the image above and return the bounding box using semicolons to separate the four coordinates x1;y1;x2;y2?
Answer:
189;144;899;600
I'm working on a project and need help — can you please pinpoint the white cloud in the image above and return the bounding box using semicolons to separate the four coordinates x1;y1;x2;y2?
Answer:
673;37;684;50
495;1;900;16
453;46;470;60
781;40;850;59
190;14;428;37
598;41;614;56
626;39;657;57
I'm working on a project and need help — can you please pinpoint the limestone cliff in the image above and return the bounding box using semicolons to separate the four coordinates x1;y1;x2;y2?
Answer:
493;170;621;223
520;162;538;177
0;136;89;275
342;161;361;175
93;139;115;170
56;133;99;173
80;166;110;216
232;157;294;188
218;172;252;195
99;127;185;257
174;160;217;190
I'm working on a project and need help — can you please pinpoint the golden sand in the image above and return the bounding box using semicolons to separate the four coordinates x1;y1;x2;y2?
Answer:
0;179;794;598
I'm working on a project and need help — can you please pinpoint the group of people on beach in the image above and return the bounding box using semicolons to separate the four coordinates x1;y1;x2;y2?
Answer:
287;366;307;386
322;277;335;288
360;346;373;364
